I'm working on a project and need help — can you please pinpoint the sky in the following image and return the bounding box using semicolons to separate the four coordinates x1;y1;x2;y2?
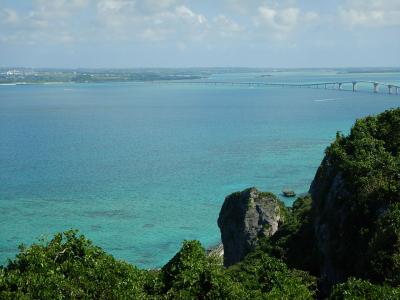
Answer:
0;0;399;68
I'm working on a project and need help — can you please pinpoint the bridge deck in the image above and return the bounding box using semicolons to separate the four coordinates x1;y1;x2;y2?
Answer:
150;80;400;94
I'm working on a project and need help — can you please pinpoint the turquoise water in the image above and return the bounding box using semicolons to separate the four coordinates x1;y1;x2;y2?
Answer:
1;71;400;268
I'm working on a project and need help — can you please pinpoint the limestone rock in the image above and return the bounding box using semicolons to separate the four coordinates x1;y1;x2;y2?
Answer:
206;243;224;261
217;187;284;267
309;155;352;290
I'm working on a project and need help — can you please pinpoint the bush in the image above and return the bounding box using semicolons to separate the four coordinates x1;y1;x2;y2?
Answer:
0;231;318;299
228;251;317;299
257;195;319;275
161;240;247;299
330;278;400;299
368;203;400;285
0;230;149;299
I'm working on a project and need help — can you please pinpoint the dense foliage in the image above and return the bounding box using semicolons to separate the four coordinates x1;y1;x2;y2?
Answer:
227;250;316;299
318;108;400;284
0;230;149;299
0;231;315;299
329;278;400;300
257;195;319;275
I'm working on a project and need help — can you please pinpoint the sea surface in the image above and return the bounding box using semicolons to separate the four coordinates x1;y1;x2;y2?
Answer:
1;70;400;268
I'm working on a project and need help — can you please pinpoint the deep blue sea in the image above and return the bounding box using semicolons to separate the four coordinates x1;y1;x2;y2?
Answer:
1;70;400;268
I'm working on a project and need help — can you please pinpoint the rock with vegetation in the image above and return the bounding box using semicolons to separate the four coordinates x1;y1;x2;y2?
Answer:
217;187;286;266
255;194;319;275
282;190;296;197
310;108;400;291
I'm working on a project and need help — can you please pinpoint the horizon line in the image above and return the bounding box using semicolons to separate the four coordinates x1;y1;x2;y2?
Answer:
1;66;400;70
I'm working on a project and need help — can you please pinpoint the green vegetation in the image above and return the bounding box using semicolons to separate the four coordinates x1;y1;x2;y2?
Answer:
319;108;400;284
227;250;316;299
0;68;206;84
257;195;319;275
0;230;149;299
329;278;400;300
3;108;400;298
0;231;313;299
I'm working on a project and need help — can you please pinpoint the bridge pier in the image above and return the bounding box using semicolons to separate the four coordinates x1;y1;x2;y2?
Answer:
352;82;358;92
373;82;379;93
155;80;399;96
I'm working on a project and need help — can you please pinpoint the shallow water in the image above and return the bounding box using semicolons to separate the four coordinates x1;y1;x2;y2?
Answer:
1;71;400;268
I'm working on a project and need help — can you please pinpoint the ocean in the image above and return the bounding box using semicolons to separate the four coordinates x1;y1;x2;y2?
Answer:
1;70;400;268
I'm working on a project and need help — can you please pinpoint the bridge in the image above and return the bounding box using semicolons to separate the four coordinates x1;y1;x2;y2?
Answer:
153;80;400;95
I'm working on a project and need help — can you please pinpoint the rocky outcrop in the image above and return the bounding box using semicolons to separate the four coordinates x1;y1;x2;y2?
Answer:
310;153;392;292
217;187;285;267
309;156;351;290
206;243;224;260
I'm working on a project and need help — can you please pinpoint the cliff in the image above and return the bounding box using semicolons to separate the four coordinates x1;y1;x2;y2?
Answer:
309;108;400;290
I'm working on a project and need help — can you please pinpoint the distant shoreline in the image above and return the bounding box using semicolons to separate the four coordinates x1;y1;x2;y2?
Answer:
1;67;399;86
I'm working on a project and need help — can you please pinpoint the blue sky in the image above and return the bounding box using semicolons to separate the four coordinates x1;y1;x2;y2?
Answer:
0;0;399;68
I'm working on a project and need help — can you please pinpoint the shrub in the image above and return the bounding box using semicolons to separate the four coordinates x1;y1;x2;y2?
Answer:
330;278;400;299
0;230;149;299
228;251;317;299
161;240;247;299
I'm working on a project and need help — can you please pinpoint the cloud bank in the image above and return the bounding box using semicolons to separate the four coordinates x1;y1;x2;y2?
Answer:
0;0;398;67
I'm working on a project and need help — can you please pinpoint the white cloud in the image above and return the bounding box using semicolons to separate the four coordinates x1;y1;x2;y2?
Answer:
96;0;136;28
95;1;209;42
254;4;318;39
221;0;269;15
304;11;319;23
176;41;187;51
1;8;20;24
175;6;207;25
0;0;91;45
340;0;400;27
0;0;322;46
139;28;169;41
32;0;89;19
213;15;243;38
136;0;177;13
0;0;325;47
257;6;299;33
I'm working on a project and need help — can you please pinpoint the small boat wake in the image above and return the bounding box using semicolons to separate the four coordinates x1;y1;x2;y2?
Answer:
314;97;347;102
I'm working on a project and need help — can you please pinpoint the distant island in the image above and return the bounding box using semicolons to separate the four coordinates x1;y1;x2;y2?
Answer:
0;68;206;84
1;67;399;85
337;68;400;74
0;67;267;84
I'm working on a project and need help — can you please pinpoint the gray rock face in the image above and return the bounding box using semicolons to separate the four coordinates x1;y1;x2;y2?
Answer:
309;156;351;290
206;243;224;260
217;187;284;267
